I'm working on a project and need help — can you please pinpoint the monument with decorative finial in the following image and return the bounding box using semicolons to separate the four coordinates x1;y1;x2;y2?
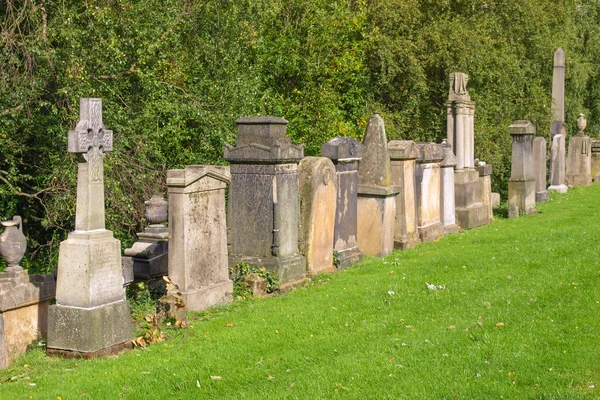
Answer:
47;98;132;357
566;113;592;187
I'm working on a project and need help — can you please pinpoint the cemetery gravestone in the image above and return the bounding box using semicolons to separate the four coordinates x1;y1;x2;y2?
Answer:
167;166;233;311
532;137;548;202
415;143;445;242
225;117;306;284
440;140;459;234
47;98;132;357
508;120;537;217
298;157;337;274
388;140;422;249
321;138;363;268
357;114;400;257
549;122;568;193
566;114;592;187
590;139;600;182
552;48;565;123
478;162;493;222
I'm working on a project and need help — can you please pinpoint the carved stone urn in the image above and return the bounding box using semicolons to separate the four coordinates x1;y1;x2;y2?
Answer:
577;113;587;135
145;195;168;226
0;216;26;271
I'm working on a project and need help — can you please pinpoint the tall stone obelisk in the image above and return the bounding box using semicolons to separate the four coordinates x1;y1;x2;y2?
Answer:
551;48;565;123
47;98;132;357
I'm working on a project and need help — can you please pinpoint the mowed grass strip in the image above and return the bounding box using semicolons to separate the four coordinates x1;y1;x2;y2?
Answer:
2;186;600;399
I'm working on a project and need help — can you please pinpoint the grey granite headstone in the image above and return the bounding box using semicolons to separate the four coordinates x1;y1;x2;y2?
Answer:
549;122;567;193
225;117;306;285
532;137;548;202
440;140;460;234
507;120;537;217
356;114;400;257
321;137;363;268
388;140;421;249
47;98;132;356
167;166;233;311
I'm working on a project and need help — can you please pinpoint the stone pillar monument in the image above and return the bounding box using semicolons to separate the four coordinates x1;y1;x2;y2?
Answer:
47;98;132;357
440;140;460;234
388;140;421;249
321;138;363;268
122;196;169;280
508;120;537;217
225;117;305;284
552;48;565;123
532;137;548;202
477;162;493;222
415;143;444;242
566;114;592;187
549;122;568;193
167;166;233;311
447;72;489;229
298;157;337;274
357;113;400;257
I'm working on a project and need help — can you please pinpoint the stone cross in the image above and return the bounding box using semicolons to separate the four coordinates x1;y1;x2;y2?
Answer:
67;98;113;232
551;48;565;123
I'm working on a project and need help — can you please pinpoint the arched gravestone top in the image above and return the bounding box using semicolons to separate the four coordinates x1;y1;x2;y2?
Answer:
358;113;394;190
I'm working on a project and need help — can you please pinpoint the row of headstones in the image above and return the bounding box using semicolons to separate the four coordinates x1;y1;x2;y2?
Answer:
0;71;495;366
508;114;595;217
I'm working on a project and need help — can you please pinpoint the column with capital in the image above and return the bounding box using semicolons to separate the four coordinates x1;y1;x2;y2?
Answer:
47;98;132;357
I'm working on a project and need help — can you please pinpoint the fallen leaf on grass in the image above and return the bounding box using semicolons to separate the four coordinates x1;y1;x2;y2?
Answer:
268;375;275;380
196;380;200;388
448;325;456;329
290;382;296;388
496;322;505;327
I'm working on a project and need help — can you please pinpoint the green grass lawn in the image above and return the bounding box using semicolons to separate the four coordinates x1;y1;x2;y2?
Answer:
2;185;600;399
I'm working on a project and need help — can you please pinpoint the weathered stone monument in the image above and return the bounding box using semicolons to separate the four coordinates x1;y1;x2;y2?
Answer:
225;117;306;284
590;139;600;182
440;140;459;233
357;113;399;257
549;122;568;193
321;137;363;268
123;196;169;280
446;72;489;229
415;143;444;242
298;157;337;274
532;137;548;202
477;162;493;221
551;48;565;123
0;216;55;368
508;120;537;217
388;140;421;249
167;166;233;310
566;114;592;187
47;98;132;356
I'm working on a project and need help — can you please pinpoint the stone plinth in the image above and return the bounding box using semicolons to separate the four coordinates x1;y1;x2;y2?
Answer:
123;226;168;281
298;157;337;274
440;140;459;234
533;137;548;202
388;140;422;249
508;120;537;217
0;270;55;368
48;98;132;357
549;123;568;193
478;163;493;222
167;166;232;311
415;143;444;242
321;137;363;268
566;115;592;187
454;169;488;229
357;114;400;257
225;117;306;284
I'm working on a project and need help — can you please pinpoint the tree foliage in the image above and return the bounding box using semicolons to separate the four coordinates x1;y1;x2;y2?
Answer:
0;0;599;272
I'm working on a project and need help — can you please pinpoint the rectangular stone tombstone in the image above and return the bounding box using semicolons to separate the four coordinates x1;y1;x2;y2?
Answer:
321;138;363;268
549;122;567;193
507;120;537;217
566;114;592;187
532;137;548;202
591;139;600;182
447;72;489;229
415;143;445;242
225;117;306;285
48;98;132;357
440;140;460;234
357;114;400;257
167;166;233;311
478;162;493;221
388;140;422;249
298;157;337;274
